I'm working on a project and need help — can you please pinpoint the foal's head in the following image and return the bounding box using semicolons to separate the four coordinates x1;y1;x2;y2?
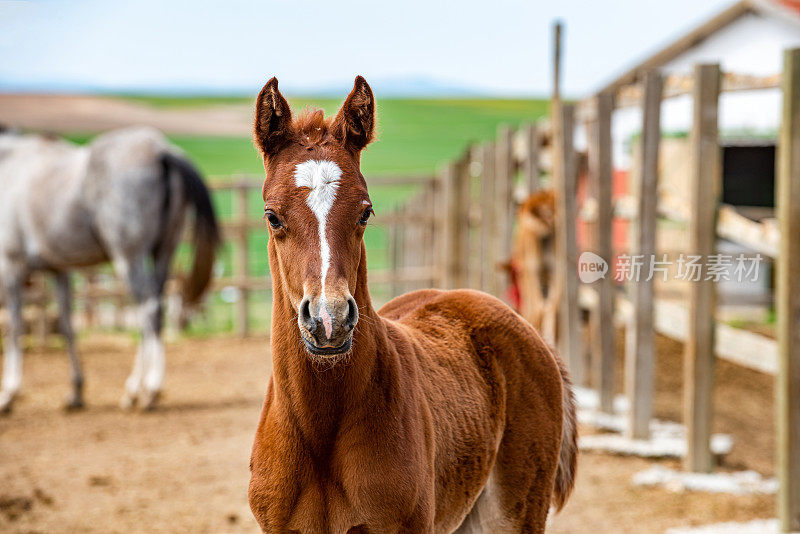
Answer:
254;76;376;358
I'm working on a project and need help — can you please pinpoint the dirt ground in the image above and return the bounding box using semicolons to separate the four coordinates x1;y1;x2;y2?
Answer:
0;332;776;533
0;94;252;136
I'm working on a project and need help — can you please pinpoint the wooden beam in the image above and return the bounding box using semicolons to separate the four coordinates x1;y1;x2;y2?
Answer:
495;126;515;299
234;184;250;337
458;150;473;289
589;91;617;415
597;1;749;95
552;21;563;102
684;63;721;473
388;203;401;298
615;71;781;109
627;72;663;438
208;174;438;189
555;104;583;384
523;123;541;194
421;180;437;289
579;286;778;375
480;144;497;295
441;162;461;290
777;46;800;533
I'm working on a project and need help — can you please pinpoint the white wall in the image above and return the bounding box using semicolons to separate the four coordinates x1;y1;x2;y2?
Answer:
609;11;800;168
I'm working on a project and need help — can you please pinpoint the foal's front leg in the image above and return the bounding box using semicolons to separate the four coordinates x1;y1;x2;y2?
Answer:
0;275;25;414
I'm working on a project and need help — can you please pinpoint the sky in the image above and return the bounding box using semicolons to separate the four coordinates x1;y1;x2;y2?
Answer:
0;0;735;97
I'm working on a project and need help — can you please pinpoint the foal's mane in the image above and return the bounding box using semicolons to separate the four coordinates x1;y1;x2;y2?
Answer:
294;107;332;146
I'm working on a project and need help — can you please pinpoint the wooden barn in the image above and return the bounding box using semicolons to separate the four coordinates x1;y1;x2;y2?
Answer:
577;0;800;306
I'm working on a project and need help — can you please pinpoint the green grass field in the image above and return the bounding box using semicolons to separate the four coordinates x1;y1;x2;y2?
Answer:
68;95;549;333
111;95;550;176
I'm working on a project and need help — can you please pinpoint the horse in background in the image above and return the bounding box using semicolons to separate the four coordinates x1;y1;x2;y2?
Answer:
0;127;220;412
247;76;576;533
506;189;560;345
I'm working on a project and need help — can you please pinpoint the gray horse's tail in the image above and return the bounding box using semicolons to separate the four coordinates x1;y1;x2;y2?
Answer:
161;152;221;305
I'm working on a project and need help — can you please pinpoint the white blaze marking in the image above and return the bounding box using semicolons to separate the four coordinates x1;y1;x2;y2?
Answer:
294;159;341;338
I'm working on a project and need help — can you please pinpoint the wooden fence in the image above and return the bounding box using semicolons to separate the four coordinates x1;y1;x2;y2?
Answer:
566;48;800;531
11;32;799;531
12;125;544;340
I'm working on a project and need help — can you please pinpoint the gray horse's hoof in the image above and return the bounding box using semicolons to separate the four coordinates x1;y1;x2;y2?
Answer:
120;391;138;410
139;390;161;411
63;395;85;412
0;392;15;415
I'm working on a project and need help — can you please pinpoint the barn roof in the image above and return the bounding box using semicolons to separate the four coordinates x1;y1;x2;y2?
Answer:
598;0;800;94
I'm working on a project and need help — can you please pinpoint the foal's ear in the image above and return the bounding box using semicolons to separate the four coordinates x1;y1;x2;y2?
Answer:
254;77;293;157
332;76;375;152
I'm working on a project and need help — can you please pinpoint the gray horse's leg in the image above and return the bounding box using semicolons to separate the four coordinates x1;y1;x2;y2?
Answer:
115;255;164;410
54;272;84;410
0;269;25;413
120;342;145;410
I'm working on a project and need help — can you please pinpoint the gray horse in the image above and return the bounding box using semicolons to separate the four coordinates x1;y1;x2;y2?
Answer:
0;126;220;412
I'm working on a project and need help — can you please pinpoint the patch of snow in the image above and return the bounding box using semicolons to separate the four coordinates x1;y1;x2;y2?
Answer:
665;518;779;534
575;387;733;458
574;386;629;413
633;466;777;495
579;431;732;458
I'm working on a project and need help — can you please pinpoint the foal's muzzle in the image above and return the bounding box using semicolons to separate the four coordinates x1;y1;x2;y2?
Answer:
298;296;358;355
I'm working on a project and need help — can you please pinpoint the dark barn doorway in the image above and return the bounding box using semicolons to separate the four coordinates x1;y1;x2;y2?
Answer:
718;141;776;304
721;142;775;210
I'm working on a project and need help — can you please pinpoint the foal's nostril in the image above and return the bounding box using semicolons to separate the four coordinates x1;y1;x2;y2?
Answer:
345;297;358;330
300;298;312;326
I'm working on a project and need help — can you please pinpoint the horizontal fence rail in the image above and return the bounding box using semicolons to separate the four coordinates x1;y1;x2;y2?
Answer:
3;122;546;338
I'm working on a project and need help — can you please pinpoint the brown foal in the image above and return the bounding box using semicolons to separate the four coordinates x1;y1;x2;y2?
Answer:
248;76;577;534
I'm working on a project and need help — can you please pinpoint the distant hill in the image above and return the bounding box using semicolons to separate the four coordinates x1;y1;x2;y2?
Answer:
0;75;505;98
285;76;486;98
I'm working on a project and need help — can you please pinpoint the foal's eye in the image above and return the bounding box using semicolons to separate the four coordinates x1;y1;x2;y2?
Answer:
264;210;283;230
358;207;374;226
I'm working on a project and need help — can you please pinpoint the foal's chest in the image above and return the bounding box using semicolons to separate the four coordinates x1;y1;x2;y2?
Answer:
284;481;365;534
251;443;422;534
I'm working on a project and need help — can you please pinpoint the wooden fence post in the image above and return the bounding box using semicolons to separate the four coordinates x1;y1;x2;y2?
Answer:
434;168;447;288
423;180;438;288
442;161;467;289
480;144;497;295
777;47;800;533
495;125;515;300
458;151;473;289
234;183;250;337
555;104;583;384
407;199;422;294
466;147;483;291
388;203;401;298
523;123;540;194
684;63;721;473
552;21;562;102
626;72;663;436
590;91;617;415
114;291;126;331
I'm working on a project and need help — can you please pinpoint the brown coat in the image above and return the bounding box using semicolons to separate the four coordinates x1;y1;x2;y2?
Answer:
248;76;576;533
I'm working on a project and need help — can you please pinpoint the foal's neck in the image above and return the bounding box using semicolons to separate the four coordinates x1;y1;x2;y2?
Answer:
269;246;382;433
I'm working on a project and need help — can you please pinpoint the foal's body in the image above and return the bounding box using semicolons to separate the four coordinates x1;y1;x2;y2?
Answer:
251;284;570;532
248;77;575;533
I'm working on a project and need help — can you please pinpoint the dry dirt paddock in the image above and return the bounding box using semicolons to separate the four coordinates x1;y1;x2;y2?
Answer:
0;332;775;533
